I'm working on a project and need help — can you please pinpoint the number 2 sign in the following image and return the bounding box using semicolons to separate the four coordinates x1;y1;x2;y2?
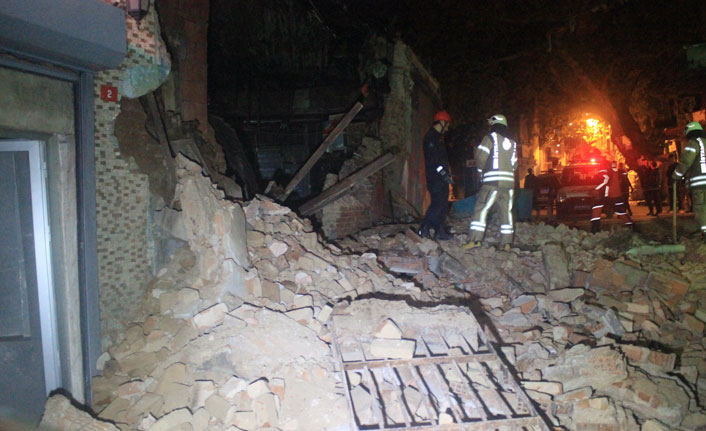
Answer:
100;85;118;102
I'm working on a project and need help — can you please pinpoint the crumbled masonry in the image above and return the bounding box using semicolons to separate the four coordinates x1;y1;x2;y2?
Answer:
41;163;706;430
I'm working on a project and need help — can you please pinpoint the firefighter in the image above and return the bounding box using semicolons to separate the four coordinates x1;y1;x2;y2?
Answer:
463;114;518;251
672;121;706;241
591;160;636;233
419;110;454;240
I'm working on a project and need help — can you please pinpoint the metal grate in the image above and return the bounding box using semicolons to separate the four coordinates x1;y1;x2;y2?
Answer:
331;314;551;431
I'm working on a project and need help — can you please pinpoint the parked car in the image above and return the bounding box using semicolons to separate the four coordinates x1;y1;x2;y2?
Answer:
556;163;602;219
533;173;561;215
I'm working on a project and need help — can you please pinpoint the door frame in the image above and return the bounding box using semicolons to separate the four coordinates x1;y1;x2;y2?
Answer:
1;140;61;394
0;56;100;402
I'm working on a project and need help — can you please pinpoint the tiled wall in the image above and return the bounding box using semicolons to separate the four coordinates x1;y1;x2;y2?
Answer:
94;1;169;344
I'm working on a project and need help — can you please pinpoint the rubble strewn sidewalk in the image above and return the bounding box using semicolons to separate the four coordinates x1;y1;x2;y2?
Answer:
41;159;706;430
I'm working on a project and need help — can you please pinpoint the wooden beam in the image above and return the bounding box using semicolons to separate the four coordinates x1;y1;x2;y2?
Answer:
282;101;364;200
299;153;395;215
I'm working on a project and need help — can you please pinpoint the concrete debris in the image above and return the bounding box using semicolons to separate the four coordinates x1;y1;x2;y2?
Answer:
80;165;706;431
39;393;120;431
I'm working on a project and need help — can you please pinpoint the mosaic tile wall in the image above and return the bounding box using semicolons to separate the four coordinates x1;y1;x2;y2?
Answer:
95;1;169;345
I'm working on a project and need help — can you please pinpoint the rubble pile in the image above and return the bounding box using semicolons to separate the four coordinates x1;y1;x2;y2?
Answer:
85;159;462;431
45;156;706;431
340;217;706;430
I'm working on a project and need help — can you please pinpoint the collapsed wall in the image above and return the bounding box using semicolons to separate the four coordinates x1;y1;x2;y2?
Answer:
40;152;706;430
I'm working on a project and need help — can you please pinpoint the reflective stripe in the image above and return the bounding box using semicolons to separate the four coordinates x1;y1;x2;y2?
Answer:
698;138;706;175
484;170;514;177
675;170;684;178
615;202;624;206
691;180;706;187
685;147;697;152
436;166;443;172
500;224;513;229
478;145;490;154
592;205;604;209
490;133;499;170
507;189;514;229
483;177;514;182
471;221;486;228
595;173;609;191
591;217;601;221
471;225;486;232
689;174;706;181
701;225;706;231
615;212;626;216
479;190;498;225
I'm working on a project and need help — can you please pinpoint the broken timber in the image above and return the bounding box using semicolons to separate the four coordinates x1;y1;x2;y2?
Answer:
282;101;364;200
299;153;395;216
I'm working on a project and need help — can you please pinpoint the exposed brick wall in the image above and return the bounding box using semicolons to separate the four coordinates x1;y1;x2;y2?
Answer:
94;1;170;344
321;138;385;239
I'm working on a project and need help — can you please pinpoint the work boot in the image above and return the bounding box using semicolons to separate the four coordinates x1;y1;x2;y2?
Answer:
434;225;452;241
462;241;482;250
591;220;601;234
417;223;431;239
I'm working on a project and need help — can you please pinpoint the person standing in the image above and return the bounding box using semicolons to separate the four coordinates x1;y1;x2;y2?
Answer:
644;161;662;216
524;168;537;218
419;110;453;240
591;161;636;233
463;114;518;250
666;153;685;213
672;121;706;241
618;163;633;216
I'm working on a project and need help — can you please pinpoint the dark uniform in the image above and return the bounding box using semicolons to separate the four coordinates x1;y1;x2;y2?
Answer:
420;128;451;237
591;165;635;233
673;125;706;239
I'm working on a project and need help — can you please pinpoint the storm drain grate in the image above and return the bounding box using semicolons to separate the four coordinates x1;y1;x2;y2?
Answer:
331;314;551;431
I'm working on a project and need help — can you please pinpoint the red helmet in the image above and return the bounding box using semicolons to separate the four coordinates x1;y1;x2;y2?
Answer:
433;110;451;123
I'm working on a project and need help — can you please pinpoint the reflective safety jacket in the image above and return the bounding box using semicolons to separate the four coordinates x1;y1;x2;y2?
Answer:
474;132;518;189
595;168;623;198
674;136;706;190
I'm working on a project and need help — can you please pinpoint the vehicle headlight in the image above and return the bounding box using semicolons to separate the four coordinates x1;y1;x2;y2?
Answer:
558;194;566;203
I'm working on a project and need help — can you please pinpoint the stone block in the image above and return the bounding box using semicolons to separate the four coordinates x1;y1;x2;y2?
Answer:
192;303;228;331
570;270;591;288
232;411;257;430
268;240;288;257
246;378;270;399
513;295;538;314
285;307;314;324
542;243;571;289
548;288;584;303
682;314;705;335
648;271;690;307
374;319;402;339
191;408;210;431
147;408;192;431
625;302;649;314
316;304;333;323
555;386;592;402
220;376;247;400
205;394;235;423
191;380;215;409
543;345;627;392
253;393;279;427
370;338;415;359
261;280;281;302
